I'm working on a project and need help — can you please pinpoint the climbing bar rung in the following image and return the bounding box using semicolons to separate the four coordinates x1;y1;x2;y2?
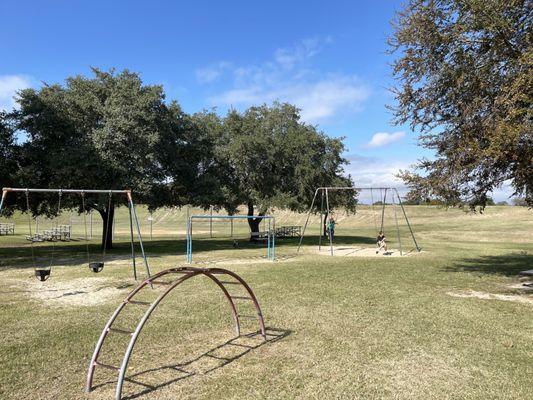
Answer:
220;281;240;285
238;314;260;319
205;353;230;361
128;300;151;306
108;327;134;335
95;361;120;370
231;296;253;301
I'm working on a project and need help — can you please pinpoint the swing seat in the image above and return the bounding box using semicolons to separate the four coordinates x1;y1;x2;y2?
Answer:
89;262;104;273
35;269;51;282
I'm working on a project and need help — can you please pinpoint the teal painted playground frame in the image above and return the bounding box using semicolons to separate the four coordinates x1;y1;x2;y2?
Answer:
186;214;276;263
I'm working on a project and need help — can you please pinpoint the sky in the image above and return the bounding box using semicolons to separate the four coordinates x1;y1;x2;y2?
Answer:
0;0;513;201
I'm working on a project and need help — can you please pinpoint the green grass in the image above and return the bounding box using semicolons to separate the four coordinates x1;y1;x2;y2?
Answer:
0;205;532;399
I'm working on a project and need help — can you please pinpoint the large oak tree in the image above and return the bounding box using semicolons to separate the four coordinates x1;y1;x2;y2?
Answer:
390;0;532;207
8;68;212;248
209;102;352;236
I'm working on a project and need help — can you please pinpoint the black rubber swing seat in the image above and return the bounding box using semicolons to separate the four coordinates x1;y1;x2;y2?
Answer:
35;269;51;282
89;262;104;273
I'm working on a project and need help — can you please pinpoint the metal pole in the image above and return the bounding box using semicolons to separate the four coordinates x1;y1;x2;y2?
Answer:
297;188;319;253
187;218;193;263
272;216;276;260
127;193;151;279
380;188;387;232
90;210;93;239
267;218;271;260
112;211;116;241
149;212;153;240
185;205;190;241
325;188;333;256
185;218;191;262
128;203;138;280
394;188;421;252
2;188;135;194
210;206;213;238
230;218;233;238
392;195;403;256
319;189;324;250
0;189;6;215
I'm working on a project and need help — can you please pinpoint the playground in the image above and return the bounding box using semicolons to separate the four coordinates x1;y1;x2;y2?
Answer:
0;204;532;399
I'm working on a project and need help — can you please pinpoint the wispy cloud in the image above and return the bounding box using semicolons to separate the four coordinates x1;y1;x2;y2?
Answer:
0;74;33;111
197;37;370;123
195;61;233;84
274;36;331;70
345;153;409;189
365;131;405;148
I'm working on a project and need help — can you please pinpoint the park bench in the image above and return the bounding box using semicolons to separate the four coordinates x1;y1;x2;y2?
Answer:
274;225;302;238
26;225;72;242
0;222;15;235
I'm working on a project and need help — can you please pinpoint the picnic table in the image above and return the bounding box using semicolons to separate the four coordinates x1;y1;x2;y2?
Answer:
0;222;15;235
25;225;71;242
274;225;302;238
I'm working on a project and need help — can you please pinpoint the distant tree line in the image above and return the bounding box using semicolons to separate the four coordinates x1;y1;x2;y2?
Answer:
0;68;351;248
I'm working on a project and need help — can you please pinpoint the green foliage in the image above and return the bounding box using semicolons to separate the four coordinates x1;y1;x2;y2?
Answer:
390;0;532;207
5;69;216;246
0;112;18;192
2;70;351;241
212;102;352;217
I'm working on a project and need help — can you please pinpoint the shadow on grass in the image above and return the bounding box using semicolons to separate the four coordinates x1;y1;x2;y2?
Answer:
0;233;379;272
444;252;532;277
0;237;292;271
93;327;291;400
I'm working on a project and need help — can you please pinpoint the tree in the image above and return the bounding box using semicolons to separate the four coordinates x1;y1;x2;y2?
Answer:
390;0;532;208
211;102;352;238
0;112;18;191
10;68;208;248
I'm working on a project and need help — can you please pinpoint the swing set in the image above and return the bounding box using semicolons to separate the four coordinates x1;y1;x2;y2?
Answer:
0;188;151;281
297;187;420;256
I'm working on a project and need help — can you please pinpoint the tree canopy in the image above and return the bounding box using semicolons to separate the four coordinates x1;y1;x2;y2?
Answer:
390;0;532;207
1;69;351;242
3;69;215;247
197;102;352;234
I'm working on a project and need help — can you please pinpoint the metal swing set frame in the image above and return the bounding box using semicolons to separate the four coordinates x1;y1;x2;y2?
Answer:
186;214;276;263
297;187;421;256
0;188;151;280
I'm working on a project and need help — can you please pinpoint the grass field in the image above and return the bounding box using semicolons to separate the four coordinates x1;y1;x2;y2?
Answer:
0;205;532;399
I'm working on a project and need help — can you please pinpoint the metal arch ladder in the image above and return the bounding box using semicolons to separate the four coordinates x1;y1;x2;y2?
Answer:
85;267;266;400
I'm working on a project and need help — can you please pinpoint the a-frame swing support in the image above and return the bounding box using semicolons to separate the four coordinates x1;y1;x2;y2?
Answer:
297;187;420;256
0;188;151;280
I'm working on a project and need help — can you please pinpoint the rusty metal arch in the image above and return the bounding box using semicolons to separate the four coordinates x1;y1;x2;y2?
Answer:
85;267;266;400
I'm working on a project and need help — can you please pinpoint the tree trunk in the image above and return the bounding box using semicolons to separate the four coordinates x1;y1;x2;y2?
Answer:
97;202;114;250
247;203;263;241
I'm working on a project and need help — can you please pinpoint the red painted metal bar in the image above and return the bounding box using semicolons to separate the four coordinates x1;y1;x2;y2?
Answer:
85;267;266;399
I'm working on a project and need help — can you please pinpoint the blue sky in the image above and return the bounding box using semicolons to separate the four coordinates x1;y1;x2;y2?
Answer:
0;1;512;200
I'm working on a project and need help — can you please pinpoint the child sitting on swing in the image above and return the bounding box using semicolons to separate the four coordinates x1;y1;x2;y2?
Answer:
376;231;387;254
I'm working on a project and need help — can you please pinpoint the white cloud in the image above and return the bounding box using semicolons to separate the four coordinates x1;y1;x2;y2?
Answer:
338;154;414;204
274;36;330;69
0;75;33;111
365;131;405;148
212;76;369;122
199;37;370;123
195;62;233;84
